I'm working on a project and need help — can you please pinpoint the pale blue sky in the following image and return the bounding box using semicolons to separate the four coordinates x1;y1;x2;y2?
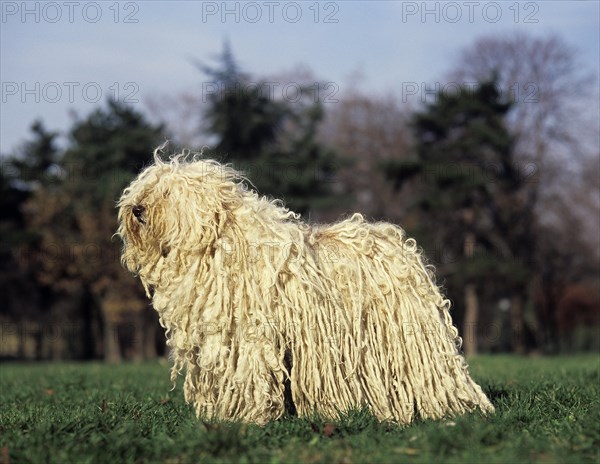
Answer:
1;0;599;153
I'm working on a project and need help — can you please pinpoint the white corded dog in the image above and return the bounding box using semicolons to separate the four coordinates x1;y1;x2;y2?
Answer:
117;148;494;425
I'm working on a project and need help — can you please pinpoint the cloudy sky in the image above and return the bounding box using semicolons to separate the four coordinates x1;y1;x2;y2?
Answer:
1;1;599;153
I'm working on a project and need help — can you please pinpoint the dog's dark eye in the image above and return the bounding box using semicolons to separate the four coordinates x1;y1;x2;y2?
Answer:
132;205;145;223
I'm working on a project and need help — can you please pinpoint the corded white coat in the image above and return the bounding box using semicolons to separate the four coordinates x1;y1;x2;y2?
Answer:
117;151;494;425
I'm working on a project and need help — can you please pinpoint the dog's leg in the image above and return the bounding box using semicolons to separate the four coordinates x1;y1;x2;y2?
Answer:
215;337;287;424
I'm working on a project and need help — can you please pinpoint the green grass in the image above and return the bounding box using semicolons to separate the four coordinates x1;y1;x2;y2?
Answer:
1;355;598;464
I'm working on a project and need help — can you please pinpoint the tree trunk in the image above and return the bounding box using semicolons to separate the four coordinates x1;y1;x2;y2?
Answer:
462;221;479;356
142;310;158;360
17;321;26;360
102;308;121;363
34;322;43;360
510;294;526;354
463;283;479;356
81;291;98;359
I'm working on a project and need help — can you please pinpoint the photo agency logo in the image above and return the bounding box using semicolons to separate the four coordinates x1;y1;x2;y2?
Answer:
400;1;539;24
200;1;340;24
400;81;539;104
201;81;340;104
1;81;140;104
0;159;148;193
1;1;140;23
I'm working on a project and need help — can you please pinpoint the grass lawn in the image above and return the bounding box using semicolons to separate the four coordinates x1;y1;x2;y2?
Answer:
0;355;598;463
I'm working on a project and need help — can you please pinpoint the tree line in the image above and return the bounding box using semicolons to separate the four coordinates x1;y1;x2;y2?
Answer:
1;34;598;361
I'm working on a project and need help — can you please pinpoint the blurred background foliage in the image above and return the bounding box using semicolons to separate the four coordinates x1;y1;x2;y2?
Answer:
1;33;598;361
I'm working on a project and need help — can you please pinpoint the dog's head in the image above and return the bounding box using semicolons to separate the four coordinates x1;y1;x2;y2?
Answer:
116;152;243;290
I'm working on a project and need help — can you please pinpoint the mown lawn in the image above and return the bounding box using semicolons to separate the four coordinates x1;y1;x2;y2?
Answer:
0;355;598;464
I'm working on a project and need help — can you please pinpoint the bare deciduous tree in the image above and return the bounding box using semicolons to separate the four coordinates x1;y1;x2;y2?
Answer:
450;33;599;352
320;89;413;222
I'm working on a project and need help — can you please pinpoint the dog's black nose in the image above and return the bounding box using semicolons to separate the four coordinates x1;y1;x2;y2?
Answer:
132;205;145;221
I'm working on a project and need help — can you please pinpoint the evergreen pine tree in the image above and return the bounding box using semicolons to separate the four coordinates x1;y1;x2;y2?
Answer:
200;43;338;216
387;80;531;354
18;100;165;361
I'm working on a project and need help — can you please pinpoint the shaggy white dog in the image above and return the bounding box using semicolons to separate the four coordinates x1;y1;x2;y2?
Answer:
117;150;494;425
